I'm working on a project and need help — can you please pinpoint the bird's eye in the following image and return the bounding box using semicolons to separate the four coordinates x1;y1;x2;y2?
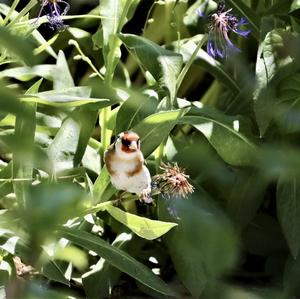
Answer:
121;139;131;147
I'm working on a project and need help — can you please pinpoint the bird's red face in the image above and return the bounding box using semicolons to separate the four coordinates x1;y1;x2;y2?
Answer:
119;131;140;154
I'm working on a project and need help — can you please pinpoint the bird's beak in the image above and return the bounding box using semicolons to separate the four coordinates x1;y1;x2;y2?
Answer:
129;141;138;150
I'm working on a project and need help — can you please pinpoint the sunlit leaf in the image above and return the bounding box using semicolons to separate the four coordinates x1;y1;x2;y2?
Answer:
58;227;178;297
106;205;177;240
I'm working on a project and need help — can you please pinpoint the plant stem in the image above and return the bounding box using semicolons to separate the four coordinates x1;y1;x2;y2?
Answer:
176;34;207;92
3;0;20;25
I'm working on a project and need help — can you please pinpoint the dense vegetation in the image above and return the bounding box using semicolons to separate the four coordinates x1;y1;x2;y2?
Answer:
1;0;300;298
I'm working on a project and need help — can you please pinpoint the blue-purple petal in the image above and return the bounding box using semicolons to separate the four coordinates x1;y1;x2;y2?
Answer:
196;8;206;17
233;28;251;37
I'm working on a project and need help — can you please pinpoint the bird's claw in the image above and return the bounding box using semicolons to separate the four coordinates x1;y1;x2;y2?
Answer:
139;188;153;204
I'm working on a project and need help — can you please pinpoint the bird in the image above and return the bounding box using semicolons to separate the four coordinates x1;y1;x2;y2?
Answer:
104;131;152;203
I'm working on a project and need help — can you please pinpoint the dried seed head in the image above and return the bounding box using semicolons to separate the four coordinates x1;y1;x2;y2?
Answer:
153;162;194;199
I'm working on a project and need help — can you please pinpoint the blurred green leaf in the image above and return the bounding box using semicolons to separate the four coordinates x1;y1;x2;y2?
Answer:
275;72;300;133
12;80;39;207
161;192;238;298
0;26;36;66
58;227;178;297
22;183;85;244
277;175;300;258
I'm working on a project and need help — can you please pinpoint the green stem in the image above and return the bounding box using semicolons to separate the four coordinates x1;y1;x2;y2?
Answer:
3;0;20;26
176;34;207;92
7;0;37;28
69;39;104;80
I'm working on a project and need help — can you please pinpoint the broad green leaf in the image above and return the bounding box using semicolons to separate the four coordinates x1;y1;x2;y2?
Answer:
0;163;13;200
0;26;36;66
277;175;300;258
47;107;98;173
284;254;300;297
12;80;39;207
291;0;300;12
58;227;177;297
133;108;188;157
0;65;54;81
93;167;114;203
23;183;85;244
106;205;177;240
226;170;267;228
42;261;70;286
54;51;74;90
254;29;292;136
119;33;183;101
100;0;140;83
82;233;132;299
275;72;300;133
0;83;28;119
116;91;158;133
179;107;256;166
25;87;114;108
160;192;238;298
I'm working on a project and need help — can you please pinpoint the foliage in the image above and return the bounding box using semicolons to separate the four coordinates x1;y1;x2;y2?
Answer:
0;0;300;298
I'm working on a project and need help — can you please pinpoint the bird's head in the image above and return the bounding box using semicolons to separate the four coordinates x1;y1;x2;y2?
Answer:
114;131;141;159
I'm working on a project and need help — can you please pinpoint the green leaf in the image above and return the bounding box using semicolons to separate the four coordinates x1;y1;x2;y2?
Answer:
106;205;177;240
160;192;238;298
58;227;178;297
0;26;36;66
47;107;98;174
12;81;38;207
226;170;267;228
25;87;114;108
254;29;292;136
179;107;256;166
100;0;140;83
284;254;300;297
291;0;300;12
277;175;300;258
119;33;183;101
133;108;188;157
93;167;115;203
22;183;86;249
82;233;132;299
54;51;74;90
275;72;300;133
0;65;54;81
42;261;70;286
116;91;158;133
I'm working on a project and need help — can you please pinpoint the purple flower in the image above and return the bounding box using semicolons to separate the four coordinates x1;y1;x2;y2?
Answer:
36;0;70;31
197;1;250;59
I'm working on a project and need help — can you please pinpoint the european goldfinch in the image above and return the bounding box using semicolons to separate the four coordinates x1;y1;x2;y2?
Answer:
104;131;152;202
